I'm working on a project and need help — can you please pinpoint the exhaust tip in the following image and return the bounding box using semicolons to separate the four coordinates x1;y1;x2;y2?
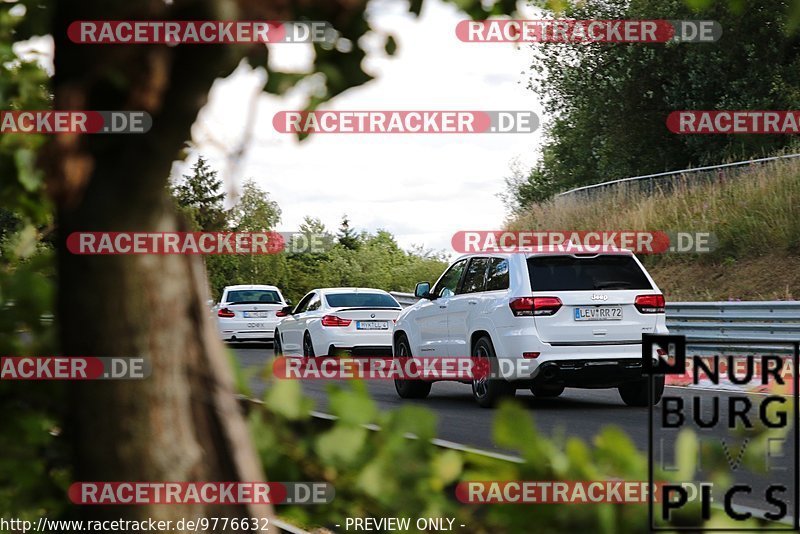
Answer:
540;364;559;380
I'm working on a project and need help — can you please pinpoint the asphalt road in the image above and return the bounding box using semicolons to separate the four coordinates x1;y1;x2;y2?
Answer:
233;343;797;522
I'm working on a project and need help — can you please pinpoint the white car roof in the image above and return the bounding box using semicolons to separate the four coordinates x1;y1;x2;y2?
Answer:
223;284;281;291
453;246;634;263
314;287;391;294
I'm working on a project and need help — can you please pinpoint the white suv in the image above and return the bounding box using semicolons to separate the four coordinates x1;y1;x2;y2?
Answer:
392;247;668;407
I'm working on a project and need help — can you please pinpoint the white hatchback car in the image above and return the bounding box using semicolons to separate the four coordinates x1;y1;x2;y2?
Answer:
393;248;668;407
215;284;288;342
274;288;402;357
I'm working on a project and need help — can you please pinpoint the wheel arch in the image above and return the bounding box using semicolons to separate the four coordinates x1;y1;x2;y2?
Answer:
470;330;493;353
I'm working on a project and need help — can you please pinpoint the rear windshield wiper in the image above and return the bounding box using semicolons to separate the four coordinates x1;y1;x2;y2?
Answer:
593;281;633;289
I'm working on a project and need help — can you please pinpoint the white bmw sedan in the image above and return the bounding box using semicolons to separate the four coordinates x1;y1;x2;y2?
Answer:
274;288;402;357
215;284;288;342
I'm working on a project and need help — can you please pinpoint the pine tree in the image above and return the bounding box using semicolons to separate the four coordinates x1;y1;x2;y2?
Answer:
337;214;360;250
172;156;228;231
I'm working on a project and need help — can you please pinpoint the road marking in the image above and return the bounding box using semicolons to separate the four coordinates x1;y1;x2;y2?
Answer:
308;409;525;463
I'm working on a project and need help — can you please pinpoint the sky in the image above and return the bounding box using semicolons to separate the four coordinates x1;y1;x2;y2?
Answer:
176;0;544;255
14;0;545;256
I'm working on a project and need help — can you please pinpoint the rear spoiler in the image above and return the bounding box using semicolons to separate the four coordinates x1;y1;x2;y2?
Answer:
334;306;402;311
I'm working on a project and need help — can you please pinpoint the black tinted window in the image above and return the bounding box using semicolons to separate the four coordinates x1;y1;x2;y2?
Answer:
434;259;467;298
226;289;282;304
528;255;652;291
459;258;489;294
325;293;400;308
485;258;510;291
294;293;315;314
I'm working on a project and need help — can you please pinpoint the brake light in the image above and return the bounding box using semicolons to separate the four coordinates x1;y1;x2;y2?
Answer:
321;315;352;327
635;294;665;314
217;308;235;318
509;297;562;317
276;310;288;317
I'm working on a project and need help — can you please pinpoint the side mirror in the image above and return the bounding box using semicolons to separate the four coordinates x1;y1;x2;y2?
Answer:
414;282;432;299
285;299;293;306
276;305;294;318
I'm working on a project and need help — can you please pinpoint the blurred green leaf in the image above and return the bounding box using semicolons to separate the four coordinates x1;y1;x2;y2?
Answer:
675;429;699;481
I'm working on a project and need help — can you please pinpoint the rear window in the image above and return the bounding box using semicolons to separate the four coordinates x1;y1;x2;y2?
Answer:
325;292;401;308
527;255;652;291
225;289;283;304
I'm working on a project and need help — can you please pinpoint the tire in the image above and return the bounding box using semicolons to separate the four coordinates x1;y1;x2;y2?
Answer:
302;332;316;358
618;375;665;407
273;330;282;357
471;336;515;408
393;334;432;399
531;383;565;398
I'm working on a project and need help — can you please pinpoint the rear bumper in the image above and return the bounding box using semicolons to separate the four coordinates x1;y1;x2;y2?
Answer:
530;358;645;388
315;329;394;356
219;329;276;341
218;318;280;341
491;323;666;384
328;345;393;357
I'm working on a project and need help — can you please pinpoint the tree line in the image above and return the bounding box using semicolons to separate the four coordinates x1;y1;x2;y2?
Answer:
506;0;800;210
171;157;448;302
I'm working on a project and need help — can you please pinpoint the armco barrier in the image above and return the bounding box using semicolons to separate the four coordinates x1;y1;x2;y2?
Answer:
391;293;800;347
389;293;798;391
666;301;800;353
555;153;800;201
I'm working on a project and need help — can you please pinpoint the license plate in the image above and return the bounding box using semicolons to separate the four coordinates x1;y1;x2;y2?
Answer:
243;311;270;318
356;321;389;330
573;306;622;321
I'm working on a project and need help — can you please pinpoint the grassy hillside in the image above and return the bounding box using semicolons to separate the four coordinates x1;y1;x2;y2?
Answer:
506;158;800;301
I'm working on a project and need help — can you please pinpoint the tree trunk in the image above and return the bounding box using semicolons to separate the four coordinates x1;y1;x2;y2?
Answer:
45;0;275;526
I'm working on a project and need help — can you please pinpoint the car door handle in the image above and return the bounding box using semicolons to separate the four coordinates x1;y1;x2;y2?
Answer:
439;304;447;309
467;300;478;305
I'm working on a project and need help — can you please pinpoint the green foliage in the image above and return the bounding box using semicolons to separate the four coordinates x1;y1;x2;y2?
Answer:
230;180;282;232
337;215;360;251
251;383;770;532
169;162;447;301
508;0;800;206
0;2;65;523
279;228;448;303
171;156;228;231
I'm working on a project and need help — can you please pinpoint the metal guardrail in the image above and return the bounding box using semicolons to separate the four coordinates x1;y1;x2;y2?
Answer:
390;291;418;307
390;293;800;353
666;301;800;354
554;153;800;200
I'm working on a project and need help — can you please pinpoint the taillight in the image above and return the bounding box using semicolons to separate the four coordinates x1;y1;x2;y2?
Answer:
217;308;235;318
321;315;352;327
509;297;562;317
635;294;665;314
